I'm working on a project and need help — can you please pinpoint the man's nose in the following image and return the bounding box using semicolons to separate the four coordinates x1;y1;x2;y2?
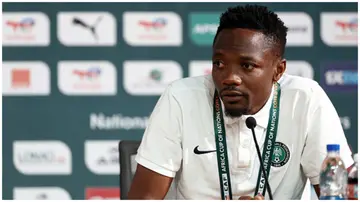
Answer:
222;71;242;86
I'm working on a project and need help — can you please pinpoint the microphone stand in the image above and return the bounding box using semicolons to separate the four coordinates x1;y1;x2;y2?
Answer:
250;127;274;200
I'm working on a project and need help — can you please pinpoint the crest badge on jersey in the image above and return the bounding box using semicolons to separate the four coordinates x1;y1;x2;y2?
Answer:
271;142;290;167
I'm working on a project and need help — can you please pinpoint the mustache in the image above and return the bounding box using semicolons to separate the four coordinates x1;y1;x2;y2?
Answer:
219;86;247;96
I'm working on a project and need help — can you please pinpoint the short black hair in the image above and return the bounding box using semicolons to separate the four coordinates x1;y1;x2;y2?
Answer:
213;4;288;57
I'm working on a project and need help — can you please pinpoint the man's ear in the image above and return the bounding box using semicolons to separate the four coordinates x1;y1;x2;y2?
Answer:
273;59;286;82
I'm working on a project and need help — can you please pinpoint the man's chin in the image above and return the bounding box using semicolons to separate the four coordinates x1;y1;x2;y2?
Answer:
224;106;249;118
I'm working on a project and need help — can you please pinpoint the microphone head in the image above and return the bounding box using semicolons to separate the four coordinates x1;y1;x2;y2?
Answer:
245;117;257;129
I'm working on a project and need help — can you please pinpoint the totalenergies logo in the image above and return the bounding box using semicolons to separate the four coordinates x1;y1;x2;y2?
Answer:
335;18;358;33
73;67;101;80
138;18;167;30
6;17;35;32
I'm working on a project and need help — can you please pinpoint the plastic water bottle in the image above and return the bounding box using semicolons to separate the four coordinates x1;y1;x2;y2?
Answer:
347;153;358;200
319;144;348;200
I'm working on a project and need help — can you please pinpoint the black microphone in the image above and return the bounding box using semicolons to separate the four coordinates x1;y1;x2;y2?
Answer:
245;117;273;200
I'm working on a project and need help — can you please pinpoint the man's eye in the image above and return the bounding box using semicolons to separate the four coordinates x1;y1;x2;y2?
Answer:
213;61;224;68
241;63;255;70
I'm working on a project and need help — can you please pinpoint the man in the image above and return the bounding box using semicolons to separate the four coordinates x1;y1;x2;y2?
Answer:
128;5;354;200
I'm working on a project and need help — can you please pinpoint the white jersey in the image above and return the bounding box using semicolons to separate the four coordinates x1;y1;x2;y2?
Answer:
135;74;354;200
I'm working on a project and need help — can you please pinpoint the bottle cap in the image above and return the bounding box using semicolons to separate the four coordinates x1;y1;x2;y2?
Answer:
327;144;340;152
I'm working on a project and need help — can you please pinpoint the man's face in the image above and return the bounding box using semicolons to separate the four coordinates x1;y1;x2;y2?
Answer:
212;28;283;117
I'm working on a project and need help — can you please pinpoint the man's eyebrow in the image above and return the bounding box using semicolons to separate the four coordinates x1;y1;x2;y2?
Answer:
213;49;258;57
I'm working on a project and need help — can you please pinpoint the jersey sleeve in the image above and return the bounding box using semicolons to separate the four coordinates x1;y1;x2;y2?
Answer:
300;84;354;185
135;85;183;178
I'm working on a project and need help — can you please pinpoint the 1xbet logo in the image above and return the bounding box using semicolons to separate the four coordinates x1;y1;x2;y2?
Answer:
321;62;357;92
325;70;357;85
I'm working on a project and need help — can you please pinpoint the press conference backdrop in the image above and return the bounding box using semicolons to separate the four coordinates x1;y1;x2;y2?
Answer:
2;2;358;200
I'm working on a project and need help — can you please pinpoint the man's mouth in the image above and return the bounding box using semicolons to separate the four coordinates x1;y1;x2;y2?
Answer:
221;91;245;102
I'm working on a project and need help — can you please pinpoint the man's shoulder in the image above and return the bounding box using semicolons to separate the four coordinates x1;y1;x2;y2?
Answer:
279;73;323;97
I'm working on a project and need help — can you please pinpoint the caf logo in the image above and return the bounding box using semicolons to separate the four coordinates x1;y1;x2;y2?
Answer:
271;142;290;167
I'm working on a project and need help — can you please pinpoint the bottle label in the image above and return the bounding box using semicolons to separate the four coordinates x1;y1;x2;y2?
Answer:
319;196;345;200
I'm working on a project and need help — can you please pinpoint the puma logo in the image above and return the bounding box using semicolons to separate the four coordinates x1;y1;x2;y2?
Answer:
72;16;103;41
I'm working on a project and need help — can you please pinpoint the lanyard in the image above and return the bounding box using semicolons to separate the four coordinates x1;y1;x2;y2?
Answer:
213;82;281;200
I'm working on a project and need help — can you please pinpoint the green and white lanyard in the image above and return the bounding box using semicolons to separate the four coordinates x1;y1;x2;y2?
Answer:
213;82;281;200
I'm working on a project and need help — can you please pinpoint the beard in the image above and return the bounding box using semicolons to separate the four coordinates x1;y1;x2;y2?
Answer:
224;106;249;118
221;95;250;118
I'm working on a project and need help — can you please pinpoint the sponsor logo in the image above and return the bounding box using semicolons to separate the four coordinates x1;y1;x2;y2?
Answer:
2;61;50;96
271;142;290;167
6;17;35;31
11;69;30;88
285;61;314;79
58;61;117;95
320;62;357;92
85;140;120;174
13;187;71;200
3;12;50;46
189;13;220;46
189;60;212;77
123;60;183;95
73;67;101;80
90;113;149;130
73;16;102;40
123;12;182;46
189;12;313;46
193;145;216;155
321;13;357;46
340;116;351;130
57;12;116;46
139;17;167;30
85;187;120;200
13;141;72;175
277;12;313;46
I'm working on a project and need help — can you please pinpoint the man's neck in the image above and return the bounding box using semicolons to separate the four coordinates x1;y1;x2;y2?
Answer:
248;85;274;115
